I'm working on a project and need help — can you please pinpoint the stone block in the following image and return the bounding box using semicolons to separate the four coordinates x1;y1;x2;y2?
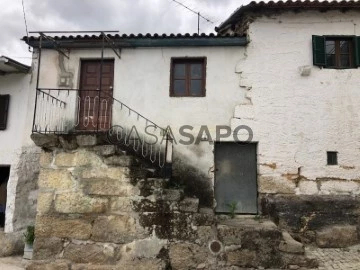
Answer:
93;145;116;156
192;213;214;226
91;215;145;244
121;237;167;259
116;259;167;270
159;189;184;201
179;198;199;213
63;243;117;264
31;133;59;149
104;156;133;167
76;135;97;146
226;249;256;267
39;151;53;168
26;260;70;270
82;179;139;196
109;197;133;213
169;242;208;270
33;237;64;260
258;176;296;194
59;136;78;150
316;225;358;248
38;169;74;190
54;192;108;214
196;226;214;245
279;231;304;254
37;192;54;215
81;167;129;180
35;216;92;240
0;231;24;257
72;265;118;270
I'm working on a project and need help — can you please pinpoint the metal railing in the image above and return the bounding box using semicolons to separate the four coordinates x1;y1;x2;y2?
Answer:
32;88;173;172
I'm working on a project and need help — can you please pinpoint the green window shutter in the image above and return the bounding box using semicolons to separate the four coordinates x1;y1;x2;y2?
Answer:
355;36;360;67
0;95;10;130
312;35;326;67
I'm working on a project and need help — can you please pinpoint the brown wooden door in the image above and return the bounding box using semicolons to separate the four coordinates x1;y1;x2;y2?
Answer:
77;60;114;131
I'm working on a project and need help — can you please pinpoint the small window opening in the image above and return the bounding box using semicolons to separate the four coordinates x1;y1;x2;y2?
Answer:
0;166;10;228
327;151;338;165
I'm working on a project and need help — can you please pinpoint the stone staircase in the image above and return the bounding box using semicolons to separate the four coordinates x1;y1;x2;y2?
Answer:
28;134;318;269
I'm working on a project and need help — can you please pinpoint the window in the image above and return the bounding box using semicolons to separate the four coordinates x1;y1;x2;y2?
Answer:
327;151;338;165
0;95;10;130
313;35;360;68
170;58;206;97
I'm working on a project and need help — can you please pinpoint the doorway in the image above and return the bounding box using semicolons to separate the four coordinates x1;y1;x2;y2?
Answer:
77;59;114;131
0;166;10;228
214;143;257;214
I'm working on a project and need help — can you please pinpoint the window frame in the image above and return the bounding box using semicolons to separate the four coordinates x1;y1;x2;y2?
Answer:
170;57;207;97
325;37;354;69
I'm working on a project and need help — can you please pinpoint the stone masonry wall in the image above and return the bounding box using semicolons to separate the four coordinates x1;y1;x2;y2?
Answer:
28;134;315;270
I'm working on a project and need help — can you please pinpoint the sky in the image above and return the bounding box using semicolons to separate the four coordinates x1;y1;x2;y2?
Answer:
0;0;250;65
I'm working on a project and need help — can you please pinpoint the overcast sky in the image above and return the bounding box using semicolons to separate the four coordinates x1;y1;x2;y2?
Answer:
0;0;252;65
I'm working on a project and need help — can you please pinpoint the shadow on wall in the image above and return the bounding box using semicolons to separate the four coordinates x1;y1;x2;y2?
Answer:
0;166;10;228
171;150;213;208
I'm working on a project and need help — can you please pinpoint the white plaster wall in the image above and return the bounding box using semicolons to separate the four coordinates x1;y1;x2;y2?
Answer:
34;46;246;178
231;10;360;195
0;72;39;232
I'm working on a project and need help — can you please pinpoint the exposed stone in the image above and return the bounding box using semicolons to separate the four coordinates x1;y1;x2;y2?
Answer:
169;242;208;270
159;189;184;201
258;176;296;194
31;133;59;149
93;145;116;156
316;225;358;248
116;258;167;270
72;265;118;270
33;237;64;260
63;243;117;264
226;249;256;267
55;150;102;167
193;213;215;226
109;197;133;213
39;151;53;168
91;215;145;244
26;260;70;270
35;216;92;240
179;197;199;213
36;192;54;215
279;231;304;254
0;231;24;257
196;226;215;245
121;237;167;259
59;136;78;150
82;179;139;196
54;192;108;214
76;135;97;146
38;169;74;190
104;156;133;167
81;167;129;180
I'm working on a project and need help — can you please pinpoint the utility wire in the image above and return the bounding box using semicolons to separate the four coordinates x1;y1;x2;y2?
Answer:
21;0;32;52
171;0;214;23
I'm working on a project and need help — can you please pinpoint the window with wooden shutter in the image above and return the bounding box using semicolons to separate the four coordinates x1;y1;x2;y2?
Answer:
312;35;326;67
355;36;360;67
0;95;10;130
313;35;359;68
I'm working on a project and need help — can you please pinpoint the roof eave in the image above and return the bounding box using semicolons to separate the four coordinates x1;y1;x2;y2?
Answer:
0;56;31;74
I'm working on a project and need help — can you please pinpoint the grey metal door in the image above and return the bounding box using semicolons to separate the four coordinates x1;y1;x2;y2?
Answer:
215;143;257;214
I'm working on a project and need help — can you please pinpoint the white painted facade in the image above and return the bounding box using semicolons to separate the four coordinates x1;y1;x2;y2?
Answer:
231;10;360;196
28;9;360;211
0;71;39;232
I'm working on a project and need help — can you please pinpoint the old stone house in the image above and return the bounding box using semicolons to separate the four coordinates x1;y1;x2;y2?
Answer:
0;56;39;255
3;0;360;269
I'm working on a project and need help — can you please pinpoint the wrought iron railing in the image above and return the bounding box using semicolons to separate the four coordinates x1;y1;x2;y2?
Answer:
32;88;173;172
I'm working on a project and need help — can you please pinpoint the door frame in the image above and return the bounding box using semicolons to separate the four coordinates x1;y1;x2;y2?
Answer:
213;141;259;215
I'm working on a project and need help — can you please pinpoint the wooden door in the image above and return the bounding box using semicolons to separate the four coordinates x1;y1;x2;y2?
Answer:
77;60;114;131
